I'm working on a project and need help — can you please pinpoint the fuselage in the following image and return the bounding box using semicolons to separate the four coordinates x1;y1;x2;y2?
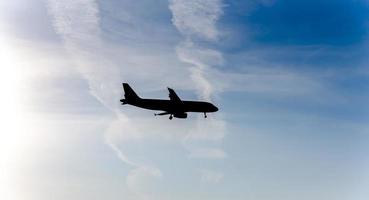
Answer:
122;98;218;113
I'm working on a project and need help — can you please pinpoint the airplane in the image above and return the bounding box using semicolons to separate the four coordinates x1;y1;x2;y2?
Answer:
120;83;218;120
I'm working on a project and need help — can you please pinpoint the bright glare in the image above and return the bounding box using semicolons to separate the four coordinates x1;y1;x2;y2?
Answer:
0;35;25;200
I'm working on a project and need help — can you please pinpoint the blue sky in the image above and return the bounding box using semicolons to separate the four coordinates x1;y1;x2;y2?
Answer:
1;0;369;200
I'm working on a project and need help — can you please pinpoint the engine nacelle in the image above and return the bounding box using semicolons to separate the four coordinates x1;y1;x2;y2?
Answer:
173;113;187;118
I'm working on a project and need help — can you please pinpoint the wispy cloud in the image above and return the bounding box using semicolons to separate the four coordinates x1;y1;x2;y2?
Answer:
46;0;346;196
200;169;224;183
176;40;224;100
169;0;223;41
189;147;226;159
169;0;227;182
47;0;228;197
47;1;164;199
4;0;369;199
126;167;162;200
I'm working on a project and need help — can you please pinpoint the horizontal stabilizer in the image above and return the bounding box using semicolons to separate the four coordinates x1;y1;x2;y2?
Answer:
154;112;170;116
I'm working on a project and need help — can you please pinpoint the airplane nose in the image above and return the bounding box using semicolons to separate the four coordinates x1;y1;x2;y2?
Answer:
213;105;218;112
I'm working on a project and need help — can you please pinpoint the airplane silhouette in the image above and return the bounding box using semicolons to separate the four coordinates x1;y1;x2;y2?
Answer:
120;83;218;120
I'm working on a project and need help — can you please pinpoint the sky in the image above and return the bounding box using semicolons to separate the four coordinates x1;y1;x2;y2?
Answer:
1;0;369;200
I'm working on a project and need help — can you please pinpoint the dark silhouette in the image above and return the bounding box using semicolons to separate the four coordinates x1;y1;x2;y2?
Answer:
120;83;218;120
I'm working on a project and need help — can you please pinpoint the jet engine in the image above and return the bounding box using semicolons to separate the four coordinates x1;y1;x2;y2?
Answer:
173;113;187;118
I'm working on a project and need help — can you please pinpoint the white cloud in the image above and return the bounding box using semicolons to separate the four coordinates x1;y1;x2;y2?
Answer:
200;169;224;183
47;1;165;199
185;117;226;141
176;40;224;100
126;167;163;200
46;0;230;196
176;41;224;67
189;147;226;159
47;0;101;45
46;0;335;194
169;0;227;164
169;0;223;41
4;0;368;199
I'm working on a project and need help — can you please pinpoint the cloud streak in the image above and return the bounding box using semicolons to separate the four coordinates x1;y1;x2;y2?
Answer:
200;169;224;183
47;0;228;197
169;0;223;41
47;1;163;199
169;0;227;182
47;0;328;195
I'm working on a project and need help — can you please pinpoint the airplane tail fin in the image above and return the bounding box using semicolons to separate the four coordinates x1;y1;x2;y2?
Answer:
122;83;140;100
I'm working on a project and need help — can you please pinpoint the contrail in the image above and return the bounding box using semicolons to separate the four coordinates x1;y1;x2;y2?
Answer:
169;0;227;163
169;0;224;101
47;0;161;198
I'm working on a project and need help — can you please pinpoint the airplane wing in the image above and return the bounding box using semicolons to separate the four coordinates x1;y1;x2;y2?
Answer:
167;87;182;103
